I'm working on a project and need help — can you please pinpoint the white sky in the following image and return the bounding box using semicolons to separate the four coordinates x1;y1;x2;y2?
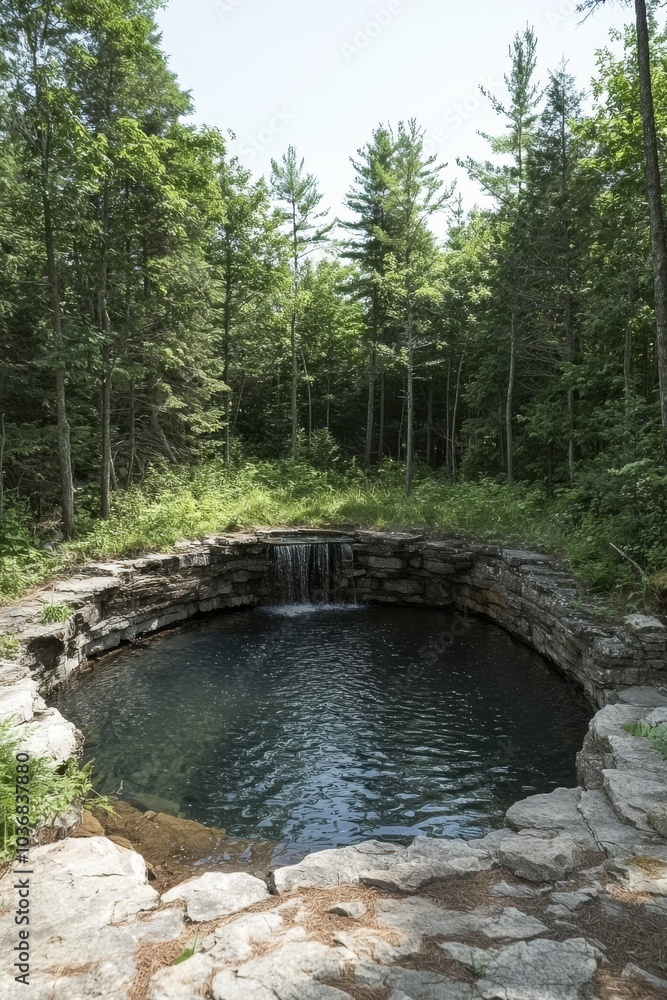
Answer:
156;0;632;236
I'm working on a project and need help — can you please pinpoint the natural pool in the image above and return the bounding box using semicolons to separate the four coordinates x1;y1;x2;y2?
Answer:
53;605;592;863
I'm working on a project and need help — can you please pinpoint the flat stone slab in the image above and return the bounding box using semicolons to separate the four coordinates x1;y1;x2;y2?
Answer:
161;871;269;921
498;833;581;882
271;840;407;892
476;937;601;1000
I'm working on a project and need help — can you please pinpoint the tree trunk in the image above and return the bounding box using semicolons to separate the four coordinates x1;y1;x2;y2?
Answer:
506;312;517;485
565;289;575;483
290;308;299;457
364;346;376;470
44;193;75;537
378;372;386;460
126;380;136;487
635;0;667;434
426;380;434;466
625;275;635;426
223;258;233;463
301;348;312;442
99;183;112;519
452;352;465;483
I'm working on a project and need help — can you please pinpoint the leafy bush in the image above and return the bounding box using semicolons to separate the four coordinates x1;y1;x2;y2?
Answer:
0;635;19;660
37;603;74;625
0;722;111;862
624;721;667;761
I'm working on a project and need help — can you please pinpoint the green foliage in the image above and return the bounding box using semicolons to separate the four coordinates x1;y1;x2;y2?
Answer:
37;602;75;625
0;635;19;660
624;721;667;761
0;721;111;863
174;935;200;965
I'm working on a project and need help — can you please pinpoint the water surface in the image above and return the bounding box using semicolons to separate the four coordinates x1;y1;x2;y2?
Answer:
53;605;591;861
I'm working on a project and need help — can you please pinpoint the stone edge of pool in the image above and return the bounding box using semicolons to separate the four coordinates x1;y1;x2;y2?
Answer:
1;530;667;998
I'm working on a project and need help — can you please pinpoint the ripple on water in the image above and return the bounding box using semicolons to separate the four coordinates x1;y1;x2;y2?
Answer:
52;605;592;858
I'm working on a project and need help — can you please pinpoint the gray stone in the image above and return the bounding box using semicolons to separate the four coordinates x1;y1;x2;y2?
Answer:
498;833;581;882
375;898;547;945
550;889;597;912
489;880;538;899
211;940;354;1000
148;954;215;1000
625;614;666;634
617;686;667;707
506;788;598;851
327;901;367;919
606;848;667;895
440;941;494;970
161;871;269;922
476;937;601;1000
271;840;407;893
578;789;659;857
603;769;667;833
622;963;667;992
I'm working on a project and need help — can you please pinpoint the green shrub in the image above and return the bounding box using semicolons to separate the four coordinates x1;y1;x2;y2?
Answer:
0;635;19;661
0;721;111;863
37;602;74;625
624;721;667;761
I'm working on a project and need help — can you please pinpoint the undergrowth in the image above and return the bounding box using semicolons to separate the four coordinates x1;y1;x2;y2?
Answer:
624;721;667;761
1;458;666;609
0;721;112;862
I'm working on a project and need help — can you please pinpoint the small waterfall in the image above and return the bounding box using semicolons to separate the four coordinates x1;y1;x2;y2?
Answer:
271;537;355;604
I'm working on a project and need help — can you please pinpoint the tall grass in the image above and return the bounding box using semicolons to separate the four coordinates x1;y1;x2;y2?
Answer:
0;459;663;607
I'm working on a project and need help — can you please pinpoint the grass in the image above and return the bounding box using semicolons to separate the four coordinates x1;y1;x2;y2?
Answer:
0;635;20;660
624;722;667;761
1;458;666;609
37;602;74;625
0;721;112;862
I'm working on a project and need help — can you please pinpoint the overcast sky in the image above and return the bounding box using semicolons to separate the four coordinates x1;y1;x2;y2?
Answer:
156;0;632;234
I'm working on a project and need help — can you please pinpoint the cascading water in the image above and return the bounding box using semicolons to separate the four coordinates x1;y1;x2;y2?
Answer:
271;537;355;604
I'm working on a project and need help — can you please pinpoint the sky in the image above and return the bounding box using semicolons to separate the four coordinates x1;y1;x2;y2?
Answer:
156;0;633;235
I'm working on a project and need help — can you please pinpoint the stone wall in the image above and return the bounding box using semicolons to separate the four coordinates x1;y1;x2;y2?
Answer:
1;530;666;714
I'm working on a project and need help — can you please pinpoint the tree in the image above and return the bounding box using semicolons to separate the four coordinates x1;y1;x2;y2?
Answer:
579;0;667;435
461;26;542;483
271;147;333;458
344;127;395;467
378;121;449;495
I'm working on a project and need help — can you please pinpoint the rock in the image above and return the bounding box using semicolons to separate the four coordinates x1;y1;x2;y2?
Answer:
375;897;547;946
271;840;406;893
498;833;581;882
440;941;495;969
0;681;36;724
73;809;106;838
327;901;367;919
12;707;79;765
360;838;494;892
622;962;667;991
578;789;659;858
506;788;598;852
355;960;475;999
550;889;597;912
649;806;667;839
161;871;269;922
210;940;353;1000
624;614;666;634
489;880;538;899
0;836;162;997
603;769;667;833
147;954;215;1000
476;937;601;1000
206;911;286;965
606;849;667;895
617;686;667;708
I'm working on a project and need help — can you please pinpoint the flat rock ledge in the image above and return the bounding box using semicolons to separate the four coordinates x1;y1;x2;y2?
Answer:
0;532;666;998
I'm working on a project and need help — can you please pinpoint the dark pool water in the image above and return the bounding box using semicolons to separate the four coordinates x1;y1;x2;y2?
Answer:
53;605;592;858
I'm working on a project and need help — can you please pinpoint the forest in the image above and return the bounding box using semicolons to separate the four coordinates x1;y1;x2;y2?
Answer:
1;0;667;608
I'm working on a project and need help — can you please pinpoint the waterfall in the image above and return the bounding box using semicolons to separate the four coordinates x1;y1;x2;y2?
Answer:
271;538;355;604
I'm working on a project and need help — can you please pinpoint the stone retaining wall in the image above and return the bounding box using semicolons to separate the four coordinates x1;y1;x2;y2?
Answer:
1;529;666;714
